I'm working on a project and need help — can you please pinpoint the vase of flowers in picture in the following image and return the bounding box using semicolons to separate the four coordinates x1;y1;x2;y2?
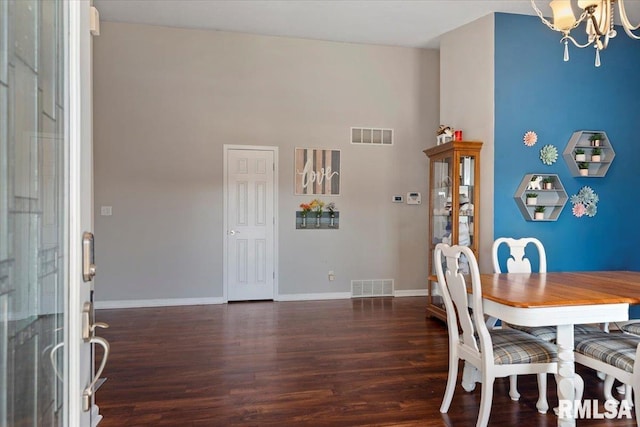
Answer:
310;199;324;228
299;203;311;228
327;202;336;227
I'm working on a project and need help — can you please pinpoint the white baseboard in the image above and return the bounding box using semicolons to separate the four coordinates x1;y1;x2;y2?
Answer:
94;297;224;309
278;290;427;301
394;289;428;297
276;292;351;301
95;291;427;309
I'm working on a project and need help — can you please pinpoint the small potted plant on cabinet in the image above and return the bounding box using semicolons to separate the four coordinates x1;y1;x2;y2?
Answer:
526;193;538;205
534;206;546;220
589;133;605;147
575;148;586;161
542;176;554;190
591;147;602;162
578;162;589;176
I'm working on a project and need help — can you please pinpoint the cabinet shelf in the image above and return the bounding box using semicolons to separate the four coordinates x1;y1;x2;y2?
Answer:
562;130;615;177
514;174;567;221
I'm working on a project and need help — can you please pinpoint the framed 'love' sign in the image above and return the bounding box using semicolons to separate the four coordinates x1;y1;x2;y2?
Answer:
294;148;341;195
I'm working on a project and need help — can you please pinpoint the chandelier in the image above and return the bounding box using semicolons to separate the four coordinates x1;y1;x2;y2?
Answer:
531;0;640;66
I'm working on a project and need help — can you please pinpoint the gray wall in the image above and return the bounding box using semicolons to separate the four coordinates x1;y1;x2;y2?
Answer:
93;22;439;304
439;14;495;273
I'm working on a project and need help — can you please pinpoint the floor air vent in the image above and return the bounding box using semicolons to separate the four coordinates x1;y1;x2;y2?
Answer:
351;279;394;298
351;127;393;145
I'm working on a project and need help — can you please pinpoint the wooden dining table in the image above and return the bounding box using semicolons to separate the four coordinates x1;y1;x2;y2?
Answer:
478;271;640;427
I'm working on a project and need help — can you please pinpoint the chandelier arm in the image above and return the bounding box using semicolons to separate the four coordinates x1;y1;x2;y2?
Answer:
587;12;606;36
619;0;640;31
561;34;595;49
619;0;640;39
622;26;640;39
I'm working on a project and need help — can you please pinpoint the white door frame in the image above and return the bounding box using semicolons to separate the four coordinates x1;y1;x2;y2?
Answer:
223;145;279;302
68;1;95;425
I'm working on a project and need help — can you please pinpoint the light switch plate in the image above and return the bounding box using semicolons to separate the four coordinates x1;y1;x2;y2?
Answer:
100;206;112;216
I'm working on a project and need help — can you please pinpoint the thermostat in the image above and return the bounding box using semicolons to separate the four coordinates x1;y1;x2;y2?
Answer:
392;195;404;203
407;192;421;205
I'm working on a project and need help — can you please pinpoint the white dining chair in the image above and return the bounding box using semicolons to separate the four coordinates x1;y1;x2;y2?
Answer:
491;237;598;401
492;237;547;275
574;331;640;424
606;321;640;404
620;321;640;337
435;243;558;426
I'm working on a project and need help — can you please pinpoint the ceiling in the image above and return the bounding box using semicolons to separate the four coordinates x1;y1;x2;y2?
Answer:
93;0;549;49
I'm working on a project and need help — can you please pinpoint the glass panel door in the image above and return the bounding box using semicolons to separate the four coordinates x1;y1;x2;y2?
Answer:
431;157;452;251
458;155;475;248
1;1;67;425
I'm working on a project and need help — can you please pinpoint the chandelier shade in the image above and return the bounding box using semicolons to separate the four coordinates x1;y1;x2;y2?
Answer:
532;0;640;66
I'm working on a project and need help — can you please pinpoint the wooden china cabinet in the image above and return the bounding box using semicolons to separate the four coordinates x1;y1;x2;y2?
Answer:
423;141;483;321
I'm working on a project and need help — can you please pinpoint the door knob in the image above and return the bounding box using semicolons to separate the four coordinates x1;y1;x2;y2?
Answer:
82;302;110;341
229;230;240;235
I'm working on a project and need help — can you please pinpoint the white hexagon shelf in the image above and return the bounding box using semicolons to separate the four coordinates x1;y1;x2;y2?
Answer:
562;130;615;177
514;174;568;222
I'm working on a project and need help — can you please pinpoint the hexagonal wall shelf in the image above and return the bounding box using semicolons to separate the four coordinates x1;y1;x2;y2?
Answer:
562;130;615;177
514;174;568;221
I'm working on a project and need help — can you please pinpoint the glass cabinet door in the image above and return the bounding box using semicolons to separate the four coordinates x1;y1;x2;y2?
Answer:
458;155;476;252
430;157;452;250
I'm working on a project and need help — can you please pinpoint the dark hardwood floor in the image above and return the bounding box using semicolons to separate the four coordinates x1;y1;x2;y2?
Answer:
95;297;636;426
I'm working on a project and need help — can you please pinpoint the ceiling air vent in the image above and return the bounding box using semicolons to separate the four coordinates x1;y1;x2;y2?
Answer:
351;127;393;145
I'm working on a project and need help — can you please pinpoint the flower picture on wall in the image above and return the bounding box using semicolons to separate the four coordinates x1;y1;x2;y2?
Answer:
294;148;341;195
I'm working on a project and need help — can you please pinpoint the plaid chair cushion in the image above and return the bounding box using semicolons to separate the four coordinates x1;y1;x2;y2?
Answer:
575;332;640;373
507;324;601;342
621;322;640;336
490;329;557;365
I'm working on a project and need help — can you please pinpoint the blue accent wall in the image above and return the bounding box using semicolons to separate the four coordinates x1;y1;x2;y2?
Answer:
494;13;640;278
494;13;640;317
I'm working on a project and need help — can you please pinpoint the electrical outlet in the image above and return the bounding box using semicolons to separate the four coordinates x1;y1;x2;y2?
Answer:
328;270;335;281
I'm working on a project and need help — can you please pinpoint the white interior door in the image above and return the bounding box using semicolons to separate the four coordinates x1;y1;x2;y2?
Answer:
69;2;105;426
225;147;277;301
0;1;99;426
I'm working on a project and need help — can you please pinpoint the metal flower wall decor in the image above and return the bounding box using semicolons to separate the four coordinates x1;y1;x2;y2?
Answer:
523;131;538;147
539;145;558;165
570;186;599;218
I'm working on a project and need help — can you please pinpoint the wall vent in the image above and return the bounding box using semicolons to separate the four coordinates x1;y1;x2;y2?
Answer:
351;279;394;298
351;127;393;145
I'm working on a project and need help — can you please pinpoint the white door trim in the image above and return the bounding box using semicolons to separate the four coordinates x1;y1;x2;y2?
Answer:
223;145;279;302
68;1;94;425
